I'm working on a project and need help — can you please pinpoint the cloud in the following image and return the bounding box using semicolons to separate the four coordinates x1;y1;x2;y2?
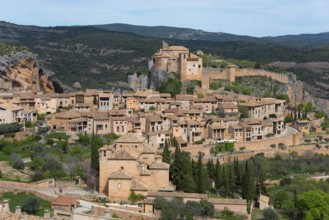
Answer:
0;0;328;36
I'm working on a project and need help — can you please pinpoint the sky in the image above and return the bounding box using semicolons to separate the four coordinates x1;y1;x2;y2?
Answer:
1;0;329;37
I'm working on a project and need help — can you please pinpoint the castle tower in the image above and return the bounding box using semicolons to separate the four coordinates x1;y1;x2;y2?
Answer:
226;64;237;82
162;41;169;49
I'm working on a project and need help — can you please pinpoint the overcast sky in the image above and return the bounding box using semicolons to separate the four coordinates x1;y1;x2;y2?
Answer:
1;0;328;37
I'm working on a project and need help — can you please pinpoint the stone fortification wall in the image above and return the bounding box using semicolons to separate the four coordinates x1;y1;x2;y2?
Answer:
235;69;288;84
0;178;55;190
202;67;288;89
234;131;302;151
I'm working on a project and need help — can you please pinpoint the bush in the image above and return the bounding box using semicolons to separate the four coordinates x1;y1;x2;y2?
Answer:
263;208;279;220
112;213;119;218
22;197;40;214
10;153;25;169
0;123;23;135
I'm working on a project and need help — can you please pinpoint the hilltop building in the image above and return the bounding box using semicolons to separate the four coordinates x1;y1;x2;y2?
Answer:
152;41;203;81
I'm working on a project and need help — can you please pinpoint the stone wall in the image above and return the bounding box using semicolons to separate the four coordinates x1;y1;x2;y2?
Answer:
0;178;55;190
0;189;56;202
234;131;302;152
202;67;288;89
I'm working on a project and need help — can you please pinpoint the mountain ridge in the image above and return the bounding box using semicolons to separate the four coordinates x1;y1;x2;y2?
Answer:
94;23;329;49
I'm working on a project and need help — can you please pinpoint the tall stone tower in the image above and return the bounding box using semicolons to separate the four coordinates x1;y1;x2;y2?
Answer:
226;64;237;82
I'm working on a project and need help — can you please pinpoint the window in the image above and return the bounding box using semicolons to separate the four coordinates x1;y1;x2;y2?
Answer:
117;183;121;189
121;166;124;170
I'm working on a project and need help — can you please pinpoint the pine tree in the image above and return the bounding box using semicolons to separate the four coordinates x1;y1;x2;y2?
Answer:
195;152;205;193
170;146;194;191
222;166;230;197
242;161;254;214
162;139;171;164
206;159;215;179
228;165;235;197
233;158;242;192
62;138;69;154
215;159;221;190
90;131;99;171
257;163;267;195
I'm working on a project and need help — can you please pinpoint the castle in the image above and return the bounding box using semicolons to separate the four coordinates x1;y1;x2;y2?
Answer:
152;42;289;90
152;41;203;81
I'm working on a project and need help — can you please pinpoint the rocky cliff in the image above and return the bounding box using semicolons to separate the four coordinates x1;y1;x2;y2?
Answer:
0;50;65;93
288;73;329;114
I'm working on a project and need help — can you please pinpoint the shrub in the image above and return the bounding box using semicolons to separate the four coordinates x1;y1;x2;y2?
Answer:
10;153;25;169
263;208;279;220
22;197;40;214
112;213;119;218
0;123;23;135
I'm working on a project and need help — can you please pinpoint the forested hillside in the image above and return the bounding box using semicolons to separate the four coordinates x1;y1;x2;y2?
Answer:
1;21;329;97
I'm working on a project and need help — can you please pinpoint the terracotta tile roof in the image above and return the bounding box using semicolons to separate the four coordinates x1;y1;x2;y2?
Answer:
52;195;77;206
93;112;109;120
207;198;247;205
130;179;148;191
163;109;178;114
146;115;162;122
229;125;243;130
219;103;238;109
109;149;141;160
176;137;187;145
142;144;156;154
55;110;82;119
149;161;170;170
108;170;132;180
109;110;125;116
116;133;145;143
209;125;226;130
111;116;129;121
148;191;207;199
175;94;195;101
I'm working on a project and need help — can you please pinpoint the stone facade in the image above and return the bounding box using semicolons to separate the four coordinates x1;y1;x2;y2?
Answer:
152;41;202;81
99;133;170;201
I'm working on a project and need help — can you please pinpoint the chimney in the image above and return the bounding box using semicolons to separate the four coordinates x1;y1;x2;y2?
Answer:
15;206;21;214
44;209;51;219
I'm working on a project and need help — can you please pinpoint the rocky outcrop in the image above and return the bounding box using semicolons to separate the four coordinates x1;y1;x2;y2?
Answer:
0;51;65;93
149;69;168;90
127;73;149;92
287;73;329;114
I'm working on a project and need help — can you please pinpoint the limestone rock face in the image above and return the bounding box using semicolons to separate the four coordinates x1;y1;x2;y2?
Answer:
0;51;61;93
287;73;329;114
73;81;82;89
149;69;168;91
127;73;149;92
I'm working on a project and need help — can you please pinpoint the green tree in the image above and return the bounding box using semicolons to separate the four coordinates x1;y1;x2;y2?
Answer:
298;190;329;220
90;131;99;171
195;152;206;193
263;208;279;220
21;196;40;214
206;159;215;179
215;159;222;190
305;102;313;117
233;158;242;192
297;103;305;119
162;140;171;164
149;106;156;111
181;173;195;193
199;200;215;217
170;146;194;192
62;138;69;154
242;161;255;214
